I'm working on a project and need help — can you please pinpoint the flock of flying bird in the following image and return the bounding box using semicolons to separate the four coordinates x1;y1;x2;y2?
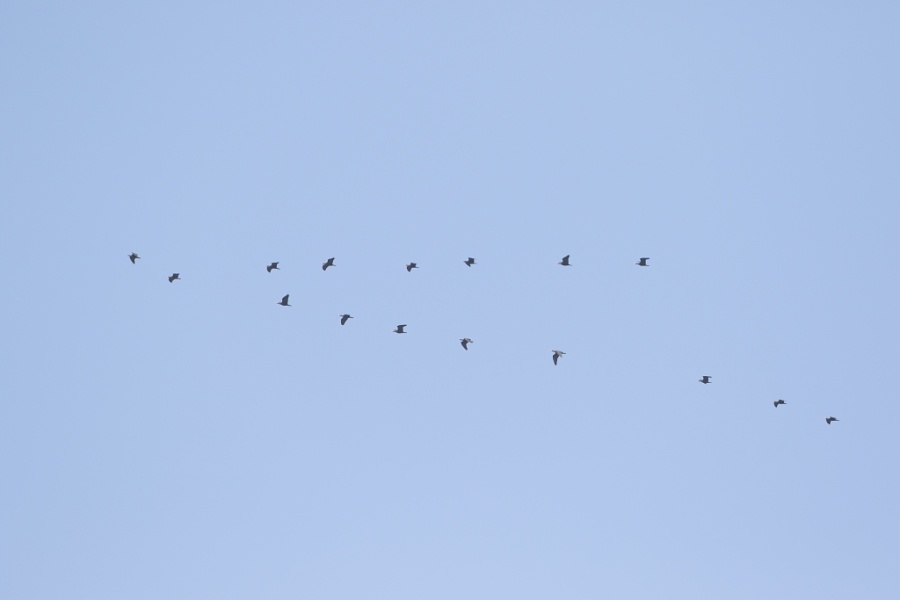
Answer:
127;251;840;425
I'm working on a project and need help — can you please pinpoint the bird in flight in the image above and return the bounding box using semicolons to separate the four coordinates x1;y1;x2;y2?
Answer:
826;416;839;425
774;399;786;407
128;253;140;264
340;314;353;325
552;350;566;365
266;262;279;273
168;273;180;283
699;375;711;384
464;257;476;267
460;338;473;350
406;262;418;272
394;324;407;334
559;255;571;266
277;294;291;307
322;257;335;271
636;257;650;267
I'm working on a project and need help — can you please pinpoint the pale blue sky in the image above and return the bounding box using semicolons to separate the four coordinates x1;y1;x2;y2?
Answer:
2;2;899;598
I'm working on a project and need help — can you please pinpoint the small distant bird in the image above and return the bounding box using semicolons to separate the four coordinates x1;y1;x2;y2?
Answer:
559;255;571;266
394;324;407;334
636;257;650;267
552;350;566;365
774;399;786;407
322;257;335;271
128;253;140;264
460;338;473;350
699;375;711;384
406;262;418;272
464;257;476;267
340;314;353;325
277;294;290;307
826;416;839;425
266;262;279;273
168;273;180;283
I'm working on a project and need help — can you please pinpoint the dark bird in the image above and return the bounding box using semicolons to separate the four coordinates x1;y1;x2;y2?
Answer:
464;257;476;267
699;375;711;384
559;255;571;266
406;262;418;272
394;324;407;334
826;416;839;425
460;337;473;350
340;314;353;325
128;253;140;264
636;257;650;267
774;399;786;407
552;350;566;365
267;262;279;273
168;273;180;283
322;257;335;271
277;294;291;307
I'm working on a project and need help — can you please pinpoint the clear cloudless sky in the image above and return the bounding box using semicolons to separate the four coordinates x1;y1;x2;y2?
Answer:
2;1;899;598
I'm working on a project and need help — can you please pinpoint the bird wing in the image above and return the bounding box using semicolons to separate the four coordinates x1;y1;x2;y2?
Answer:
282;295;289;303
553;354;559;365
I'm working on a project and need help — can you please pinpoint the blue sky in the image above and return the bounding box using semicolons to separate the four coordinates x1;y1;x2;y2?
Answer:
2;2;899;598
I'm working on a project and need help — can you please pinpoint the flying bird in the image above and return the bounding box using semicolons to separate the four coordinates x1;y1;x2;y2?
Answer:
552;350;566;365
322;257;335;271
266;262;279;273
699;375;711;384
460;338;473;350
464;257;476;267
774;399;786;407
168;273;180;283
559;255;571;266
636;257;650;266
406;262;418;272
277;294;290;307
826;416;839;425
394;324;407;334
128;253;140;264
340;314;353;325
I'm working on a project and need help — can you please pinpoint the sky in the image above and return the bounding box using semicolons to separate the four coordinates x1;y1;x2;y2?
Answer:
2;1;899;598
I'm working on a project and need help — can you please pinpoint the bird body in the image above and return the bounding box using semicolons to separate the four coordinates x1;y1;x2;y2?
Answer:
340;314;353;325
552;350;566;365
460;338;472;350
406;262;418;272
699;375;711;384
394;324;407;334
267;262;279;272
322;257;335;271
128;253;140;264
277;294;290;307
826;416;839;425
774;399;786;407
636;257;650;266
168;273;180;283
464;257;476;267
559;255;571;266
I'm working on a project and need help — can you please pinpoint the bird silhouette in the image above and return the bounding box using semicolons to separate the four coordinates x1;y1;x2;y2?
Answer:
552;350;566;365
168;273;180;283
267;262;279;273
826;416;839;425
128;253;140;264
277;294;290;307
559;255;571;266
340;314;353;325
464;257;476;267
774;399;786;407
699;375;711;384
394;324;407;334
322;257;335;271
406;262;418;272
460;338;473;350
636;257;650;266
